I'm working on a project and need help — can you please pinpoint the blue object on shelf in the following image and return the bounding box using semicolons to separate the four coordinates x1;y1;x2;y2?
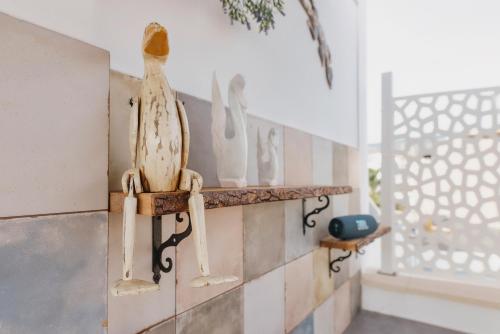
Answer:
328;215;378;240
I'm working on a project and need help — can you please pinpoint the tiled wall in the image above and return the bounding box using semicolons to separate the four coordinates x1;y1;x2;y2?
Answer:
0;13;109;334
0;14;362;334
109;71;362;334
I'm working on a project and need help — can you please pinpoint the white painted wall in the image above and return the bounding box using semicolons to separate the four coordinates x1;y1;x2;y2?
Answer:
0;0;360;147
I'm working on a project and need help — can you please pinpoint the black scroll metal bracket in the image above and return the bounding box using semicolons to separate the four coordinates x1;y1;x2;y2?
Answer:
152;212;192;284
328;248;365;277
302;195;331;235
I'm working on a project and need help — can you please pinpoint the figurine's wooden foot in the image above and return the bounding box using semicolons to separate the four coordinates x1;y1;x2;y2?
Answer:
190;275;238;288
219;178;247;188
111;279;159;296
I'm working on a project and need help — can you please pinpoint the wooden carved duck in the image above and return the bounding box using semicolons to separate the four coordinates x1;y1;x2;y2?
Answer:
211;73;248;187
113;23;236;296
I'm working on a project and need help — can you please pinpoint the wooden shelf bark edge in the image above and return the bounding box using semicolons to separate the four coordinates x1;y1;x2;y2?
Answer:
320;225;391;252
109;185;352;216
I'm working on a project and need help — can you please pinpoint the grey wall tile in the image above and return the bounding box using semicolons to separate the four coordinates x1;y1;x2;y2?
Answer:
140;317;175;334
313;295;335;334
350;271;362;319
108;214;176;334
0;212;107;334
289;314;314;334
246;115;284;186
334;281;352;334
109;70;142;191
312;136;334;186
178;92;220;188
284;127;313;186
285;200;316;263
244;267;285;334
332;142;349;187
176;287;243;334
244;202;285;281
109;71;221;190
0;13;109;217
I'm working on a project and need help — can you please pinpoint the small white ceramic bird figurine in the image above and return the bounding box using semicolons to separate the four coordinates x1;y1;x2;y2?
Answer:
211;73;248;188
113;23;236;297
257;128;279;186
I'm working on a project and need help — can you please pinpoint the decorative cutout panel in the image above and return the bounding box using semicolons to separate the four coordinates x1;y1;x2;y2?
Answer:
390;87;500;280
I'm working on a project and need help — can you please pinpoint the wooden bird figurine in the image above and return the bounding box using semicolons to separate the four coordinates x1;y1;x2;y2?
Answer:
211;72;248;187
113;23;236;297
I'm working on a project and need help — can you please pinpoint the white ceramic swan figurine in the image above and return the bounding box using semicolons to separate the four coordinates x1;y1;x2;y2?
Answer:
257;128;279;186
211;73;248;188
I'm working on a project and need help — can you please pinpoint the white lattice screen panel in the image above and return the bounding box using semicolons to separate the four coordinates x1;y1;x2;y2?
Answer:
389;86;500;280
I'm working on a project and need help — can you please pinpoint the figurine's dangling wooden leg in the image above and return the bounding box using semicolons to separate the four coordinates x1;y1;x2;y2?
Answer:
111;179;159;296
179;169;238;288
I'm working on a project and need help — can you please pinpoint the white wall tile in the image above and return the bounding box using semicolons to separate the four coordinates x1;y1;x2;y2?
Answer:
244;267;285;334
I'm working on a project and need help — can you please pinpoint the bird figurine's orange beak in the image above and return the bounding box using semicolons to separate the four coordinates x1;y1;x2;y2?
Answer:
142;22;169;62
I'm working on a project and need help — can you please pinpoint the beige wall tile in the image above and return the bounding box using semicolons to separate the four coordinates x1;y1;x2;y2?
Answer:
313;295;335;334
349;189;361;215
309;195;335;242
333;248;351;290
284;127;313;186
244;267;285;334
176;206;243;313
108;214;176;334
349;251;362;279
0;213;107;333
312;136;334;186
348;147;360;189
247;115;284;186
176;287;243;334
332;142;349;187
313;248;334;307
285;252;315;332
334;281;352;334
332;194;350;218
244;202;285;281
0;13;109;217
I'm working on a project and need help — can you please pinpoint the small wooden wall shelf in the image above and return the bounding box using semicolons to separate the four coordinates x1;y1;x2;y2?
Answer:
321;225;391;275
320;225;391;252
109;185;352;216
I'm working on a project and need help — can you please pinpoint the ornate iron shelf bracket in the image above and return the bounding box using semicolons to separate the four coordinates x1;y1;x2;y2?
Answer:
328;248;365;276
302;195;330;235
152;212;192;284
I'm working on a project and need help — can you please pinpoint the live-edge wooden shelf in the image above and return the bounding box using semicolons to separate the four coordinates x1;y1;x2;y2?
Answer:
109;185;352;216
320;225;391;252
